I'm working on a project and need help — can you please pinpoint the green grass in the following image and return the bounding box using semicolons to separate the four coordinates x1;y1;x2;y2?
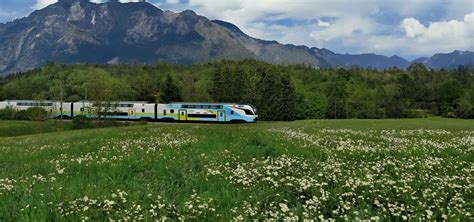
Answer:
0;120;73;137
0;118;472;220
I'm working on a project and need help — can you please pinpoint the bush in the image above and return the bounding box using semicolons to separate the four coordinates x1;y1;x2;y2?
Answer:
72;116;95;130
0;107;48;121
0;107;16;120
25;107;48;121
454;99;473;119
402;109;429;118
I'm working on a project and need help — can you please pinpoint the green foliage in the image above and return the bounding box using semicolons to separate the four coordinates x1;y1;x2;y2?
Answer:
0;107;16;120
255;67;297;120
0;107;48;121
295;91;328;119
72;116;96;130
1;61;473;120
454;98;473;118
160;74;182;103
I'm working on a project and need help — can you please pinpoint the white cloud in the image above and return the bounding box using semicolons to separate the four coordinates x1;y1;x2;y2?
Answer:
317;20;330;27
313;12;474;58
166;0;180;5
398;13;474;55
401;18;426;38
34;0;56;9
33;0;142;9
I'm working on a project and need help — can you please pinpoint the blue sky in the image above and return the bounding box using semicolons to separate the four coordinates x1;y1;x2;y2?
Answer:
1;0;473;60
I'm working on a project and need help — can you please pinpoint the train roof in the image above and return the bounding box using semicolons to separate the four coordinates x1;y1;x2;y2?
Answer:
169;102;243;105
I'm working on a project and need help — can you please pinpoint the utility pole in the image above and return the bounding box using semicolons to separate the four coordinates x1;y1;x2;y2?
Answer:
60;81;64;121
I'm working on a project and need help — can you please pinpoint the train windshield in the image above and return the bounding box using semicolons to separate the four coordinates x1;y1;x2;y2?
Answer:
250;105;258;115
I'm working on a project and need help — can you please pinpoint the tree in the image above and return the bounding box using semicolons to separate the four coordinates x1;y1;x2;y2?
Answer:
160;73;182;103
373;83;407;118
130;68;158;102
325;69;349;119
256;67;297;121
277;73;297;121
296;90;328;119
435;79;464;116
346;81;380;118
454;98;473;118
80;68;125;121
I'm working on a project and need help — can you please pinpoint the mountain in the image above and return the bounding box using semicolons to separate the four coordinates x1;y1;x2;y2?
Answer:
411;51;473;69
311;49;410;69
0;0;472;76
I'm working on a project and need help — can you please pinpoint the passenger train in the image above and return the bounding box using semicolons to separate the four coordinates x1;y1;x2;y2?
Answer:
0;100;258;123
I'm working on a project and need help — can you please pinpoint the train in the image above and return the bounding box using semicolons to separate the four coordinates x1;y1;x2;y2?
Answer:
0;100;258;123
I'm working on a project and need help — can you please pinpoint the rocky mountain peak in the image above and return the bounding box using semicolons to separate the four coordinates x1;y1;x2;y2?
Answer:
0;2;472;76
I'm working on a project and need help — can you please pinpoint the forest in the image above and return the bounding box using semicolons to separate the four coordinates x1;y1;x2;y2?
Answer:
0;60;473;120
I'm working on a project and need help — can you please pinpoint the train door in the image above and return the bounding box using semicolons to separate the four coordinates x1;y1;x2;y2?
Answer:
47;107;54;118
217;110;226;122
179;109;187;121
128;108;136;119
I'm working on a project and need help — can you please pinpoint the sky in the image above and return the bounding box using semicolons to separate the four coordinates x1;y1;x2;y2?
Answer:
0;0;473;60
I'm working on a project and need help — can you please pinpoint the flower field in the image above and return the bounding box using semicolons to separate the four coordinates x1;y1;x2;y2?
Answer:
0;118;473;220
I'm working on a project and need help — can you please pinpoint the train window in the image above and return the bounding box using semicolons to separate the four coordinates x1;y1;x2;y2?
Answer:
220;113;223;117
164;110;167;115
188;114;217;118
80;108;84;112
231;111;234;115
171;109;174;114
142;109;145;113
243;109;253;115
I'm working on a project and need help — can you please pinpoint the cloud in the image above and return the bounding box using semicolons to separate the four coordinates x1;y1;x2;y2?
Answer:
317;20;330;27
401;18;426;38
398;13;474;55
34;0;56;9
312;12;474;58
33;0;143;9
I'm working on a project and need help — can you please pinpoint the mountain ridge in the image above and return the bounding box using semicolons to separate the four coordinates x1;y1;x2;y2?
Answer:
0;0;472;76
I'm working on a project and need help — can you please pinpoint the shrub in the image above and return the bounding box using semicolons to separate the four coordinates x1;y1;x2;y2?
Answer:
0;107;48;121
72;116;95;130
0;107;16;120
454;99;473;119
25;107;48;121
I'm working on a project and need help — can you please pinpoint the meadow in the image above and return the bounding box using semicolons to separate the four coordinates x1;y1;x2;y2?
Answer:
0;118;472;221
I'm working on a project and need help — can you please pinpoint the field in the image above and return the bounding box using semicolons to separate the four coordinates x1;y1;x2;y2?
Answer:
0;118;473;220
0;120;72;137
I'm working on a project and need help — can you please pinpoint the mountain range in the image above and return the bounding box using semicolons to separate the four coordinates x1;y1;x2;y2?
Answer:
0;0;472;76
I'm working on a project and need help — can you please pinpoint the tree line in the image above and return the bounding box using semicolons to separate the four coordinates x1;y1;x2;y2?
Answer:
0;60;473;120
